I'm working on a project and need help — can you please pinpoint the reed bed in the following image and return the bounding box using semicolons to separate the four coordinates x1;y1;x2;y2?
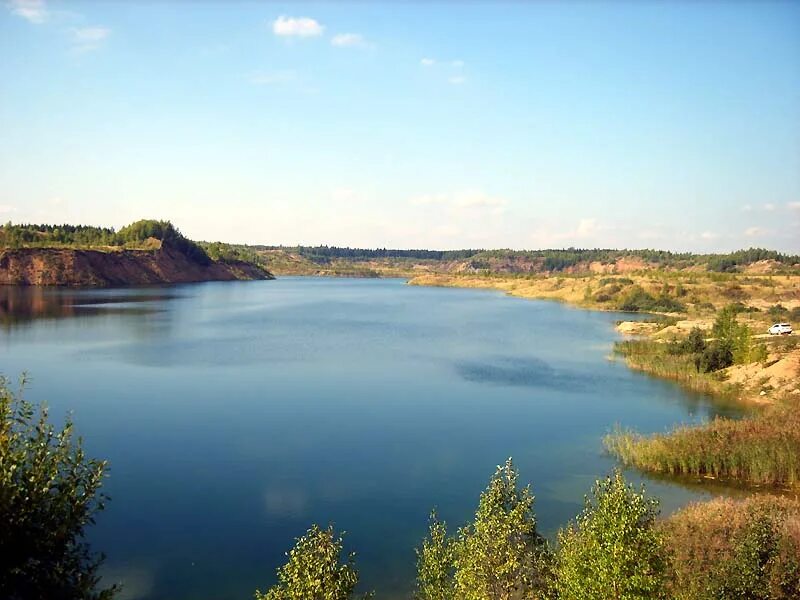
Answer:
613;340;730;397
605;405;800;487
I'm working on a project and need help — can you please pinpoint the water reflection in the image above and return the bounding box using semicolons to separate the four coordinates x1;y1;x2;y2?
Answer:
0;286;178;329
0;278;767;599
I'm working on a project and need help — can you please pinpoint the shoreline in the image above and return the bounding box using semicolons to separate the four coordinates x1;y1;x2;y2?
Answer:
406;272;800;493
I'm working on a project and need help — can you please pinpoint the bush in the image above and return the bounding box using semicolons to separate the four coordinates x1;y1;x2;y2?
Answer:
555;470;668;600
453;458;551;599
618;286;685;313
255;524;370;600
414;512;455;600
683;327;707;354
662;496;800;600
414;458;552;600
0;377;115;600
707;304;761;367
667;327;707;356
696;341;733;373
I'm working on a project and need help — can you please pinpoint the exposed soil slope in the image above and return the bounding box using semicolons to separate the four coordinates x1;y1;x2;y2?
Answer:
0;244;273;286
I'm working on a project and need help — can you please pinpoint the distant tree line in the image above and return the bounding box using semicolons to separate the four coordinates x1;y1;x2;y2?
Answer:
3;221;798;274
259;245;481;262
256;245;800;273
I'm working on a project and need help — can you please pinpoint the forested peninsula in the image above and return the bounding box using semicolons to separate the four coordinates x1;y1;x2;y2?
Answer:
0;220;273;286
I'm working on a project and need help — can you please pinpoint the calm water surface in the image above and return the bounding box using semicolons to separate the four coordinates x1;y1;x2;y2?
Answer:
0;278;743;599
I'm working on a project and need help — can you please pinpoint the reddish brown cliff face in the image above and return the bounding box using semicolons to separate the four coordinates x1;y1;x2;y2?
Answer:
0;245;273;286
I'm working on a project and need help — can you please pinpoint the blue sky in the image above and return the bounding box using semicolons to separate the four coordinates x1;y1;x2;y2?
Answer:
1;1;799;251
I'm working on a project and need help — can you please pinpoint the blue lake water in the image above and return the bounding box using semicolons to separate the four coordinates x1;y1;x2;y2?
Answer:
0;278;743;599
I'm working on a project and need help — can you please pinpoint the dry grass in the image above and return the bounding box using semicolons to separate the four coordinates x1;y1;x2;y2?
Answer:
661;495;800;599
606;403;800;488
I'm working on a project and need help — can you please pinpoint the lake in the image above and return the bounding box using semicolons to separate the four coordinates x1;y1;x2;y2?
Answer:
0;278;743;599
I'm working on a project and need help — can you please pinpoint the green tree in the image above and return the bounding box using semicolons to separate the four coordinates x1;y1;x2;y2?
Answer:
0;376;116;600
711;304;741;342
683;327;707;354
255;524;370;600
696;341;734;373
414;510;455;600
453;458;551;600
555;470;667;600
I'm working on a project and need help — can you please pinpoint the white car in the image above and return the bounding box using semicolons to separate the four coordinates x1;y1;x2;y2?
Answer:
768;323;793;335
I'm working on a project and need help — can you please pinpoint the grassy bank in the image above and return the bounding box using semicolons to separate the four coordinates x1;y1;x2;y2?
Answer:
613;338;736;397
606;404;800;488
608;306;800;489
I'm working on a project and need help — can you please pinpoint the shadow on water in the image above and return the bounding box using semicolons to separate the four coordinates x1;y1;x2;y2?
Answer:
455;355;594;392
0;286;179;329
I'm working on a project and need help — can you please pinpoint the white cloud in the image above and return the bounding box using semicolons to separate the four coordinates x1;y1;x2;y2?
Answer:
448;75;466;85
744;226;767;237
248;70;297;85
331;33;368;48
787;202;800;212
272;16;324;38
451;59;464;68
410;191;507;217
409;193;448;206
330;188;363;203
528;217;609;247
420;57;435;66
743;202;786;213
452;191;506;212
0;204;16;214
576;218;598;236
8;0;47;24
700;231;719;240
431;224;462;238
71;26;111;52
637;229;668;241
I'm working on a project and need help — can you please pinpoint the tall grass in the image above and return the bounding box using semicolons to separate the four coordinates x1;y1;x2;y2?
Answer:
605;405;800;487
613;339;731;397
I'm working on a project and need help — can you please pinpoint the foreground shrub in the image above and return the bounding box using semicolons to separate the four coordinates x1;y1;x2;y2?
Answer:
0;377;115;600
605;404;800;487
414;511;455;600
414;458;552;600
555;470;668;600
662;496;800;599
255;524;370;600
453;458;551;600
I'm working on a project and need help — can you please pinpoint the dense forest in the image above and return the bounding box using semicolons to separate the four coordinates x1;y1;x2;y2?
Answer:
258;244;800;273
257;245;481;261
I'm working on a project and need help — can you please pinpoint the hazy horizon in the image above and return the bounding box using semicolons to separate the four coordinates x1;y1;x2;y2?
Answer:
2;1;799;253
